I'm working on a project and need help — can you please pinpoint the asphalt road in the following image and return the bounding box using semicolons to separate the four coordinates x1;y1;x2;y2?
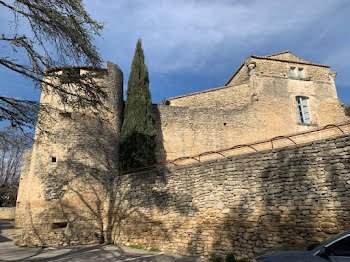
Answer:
0;220;208;262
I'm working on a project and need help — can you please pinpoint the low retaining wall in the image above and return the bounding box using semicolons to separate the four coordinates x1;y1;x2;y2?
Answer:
115;134;350;260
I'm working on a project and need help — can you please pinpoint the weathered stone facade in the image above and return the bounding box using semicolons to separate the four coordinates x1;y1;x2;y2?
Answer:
16;61;123;244
15;52;350;260
159;51;348;160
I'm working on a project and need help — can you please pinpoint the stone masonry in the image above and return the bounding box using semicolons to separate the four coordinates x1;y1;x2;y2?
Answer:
115;134;350;260
156;51;349;161
15;52;350;260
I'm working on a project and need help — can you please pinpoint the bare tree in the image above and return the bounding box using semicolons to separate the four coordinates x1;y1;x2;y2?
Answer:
0;0;106;130
0;127;31;206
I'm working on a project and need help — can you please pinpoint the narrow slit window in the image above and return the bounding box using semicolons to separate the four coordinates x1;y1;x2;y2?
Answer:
52;157;57;163
290;67;297;78
296;96;311;124
298;68;305;78
59;112;72;118
52;222;67;229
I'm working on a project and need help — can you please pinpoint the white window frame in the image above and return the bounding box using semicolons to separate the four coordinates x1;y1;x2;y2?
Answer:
290;66;297;78
298;68;305;78
289;66;306;79
296;96;311;124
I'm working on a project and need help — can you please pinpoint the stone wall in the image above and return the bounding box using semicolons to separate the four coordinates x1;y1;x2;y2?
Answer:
154;103;261;161
115;134;350;260
16;128;350;260
225;62;250;86
0;207;16;220
155;55;348;162
166;84;253;110
15;148;32;226
15;62;124;245
154;99;349;162
251;57;332;83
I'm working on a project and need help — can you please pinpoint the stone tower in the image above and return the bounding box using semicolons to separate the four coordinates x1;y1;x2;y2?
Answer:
16;62;124;245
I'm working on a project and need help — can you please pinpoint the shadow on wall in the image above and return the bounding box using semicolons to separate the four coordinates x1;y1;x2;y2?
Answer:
345;105;350;117
19;103;350;260
20;109;195;249
153;105;167;162
188;138;350;259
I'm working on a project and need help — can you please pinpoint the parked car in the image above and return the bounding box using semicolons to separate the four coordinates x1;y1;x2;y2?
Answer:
253;231;350;261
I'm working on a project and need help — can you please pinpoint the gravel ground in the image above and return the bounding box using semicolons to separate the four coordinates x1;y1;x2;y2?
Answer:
0;220;209;262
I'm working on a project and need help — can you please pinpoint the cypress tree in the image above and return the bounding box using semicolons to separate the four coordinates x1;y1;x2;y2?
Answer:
120;39;156;171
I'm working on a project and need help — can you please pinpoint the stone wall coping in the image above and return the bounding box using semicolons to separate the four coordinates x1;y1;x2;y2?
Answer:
122;133;350;177
164;83;248;103
250;55;330;68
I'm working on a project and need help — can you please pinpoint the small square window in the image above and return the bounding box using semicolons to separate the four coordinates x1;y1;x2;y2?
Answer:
290;67;297;77
52;157;57;163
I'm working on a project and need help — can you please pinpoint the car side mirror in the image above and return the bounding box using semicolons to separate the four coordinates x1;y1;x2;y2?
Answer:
318;247;329;258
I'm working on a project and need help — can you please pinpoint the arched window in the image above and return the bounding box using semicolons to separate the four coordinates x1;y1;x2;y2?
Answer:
296;96;311;124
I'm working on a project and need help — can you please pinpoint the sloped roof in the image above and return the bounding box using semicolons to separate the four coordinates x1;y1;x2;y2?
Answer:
263;51;311;64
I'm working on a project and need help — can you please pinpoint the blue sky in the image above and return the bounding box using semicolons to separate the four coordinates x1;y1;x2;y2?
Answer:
1;0;350;105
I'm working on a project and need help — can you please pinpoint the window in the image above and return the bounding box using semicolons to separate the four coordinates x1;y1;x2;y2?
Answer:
52;157;57;163
296;96;311;124
290;67;297;77
59;112;72;118
290;66;306;79
52;222;67;229
328;236;350;257
298;68;305;78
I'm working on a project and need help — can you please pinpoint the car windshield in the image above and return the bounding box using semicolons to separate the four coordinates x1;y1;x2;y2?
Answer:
311;231;350;251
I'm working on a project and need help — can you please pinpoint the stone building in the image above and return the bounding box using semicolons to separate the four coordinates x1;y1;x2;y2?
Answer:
15;52;350;258
154;51;348;161
16;62;124;244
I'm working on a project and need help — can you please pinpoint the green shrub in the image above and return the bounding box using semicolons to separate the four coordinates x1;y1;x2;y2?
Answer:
212;256;222;262
129;244;144;250
149;247;160;252
225;253;235;262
